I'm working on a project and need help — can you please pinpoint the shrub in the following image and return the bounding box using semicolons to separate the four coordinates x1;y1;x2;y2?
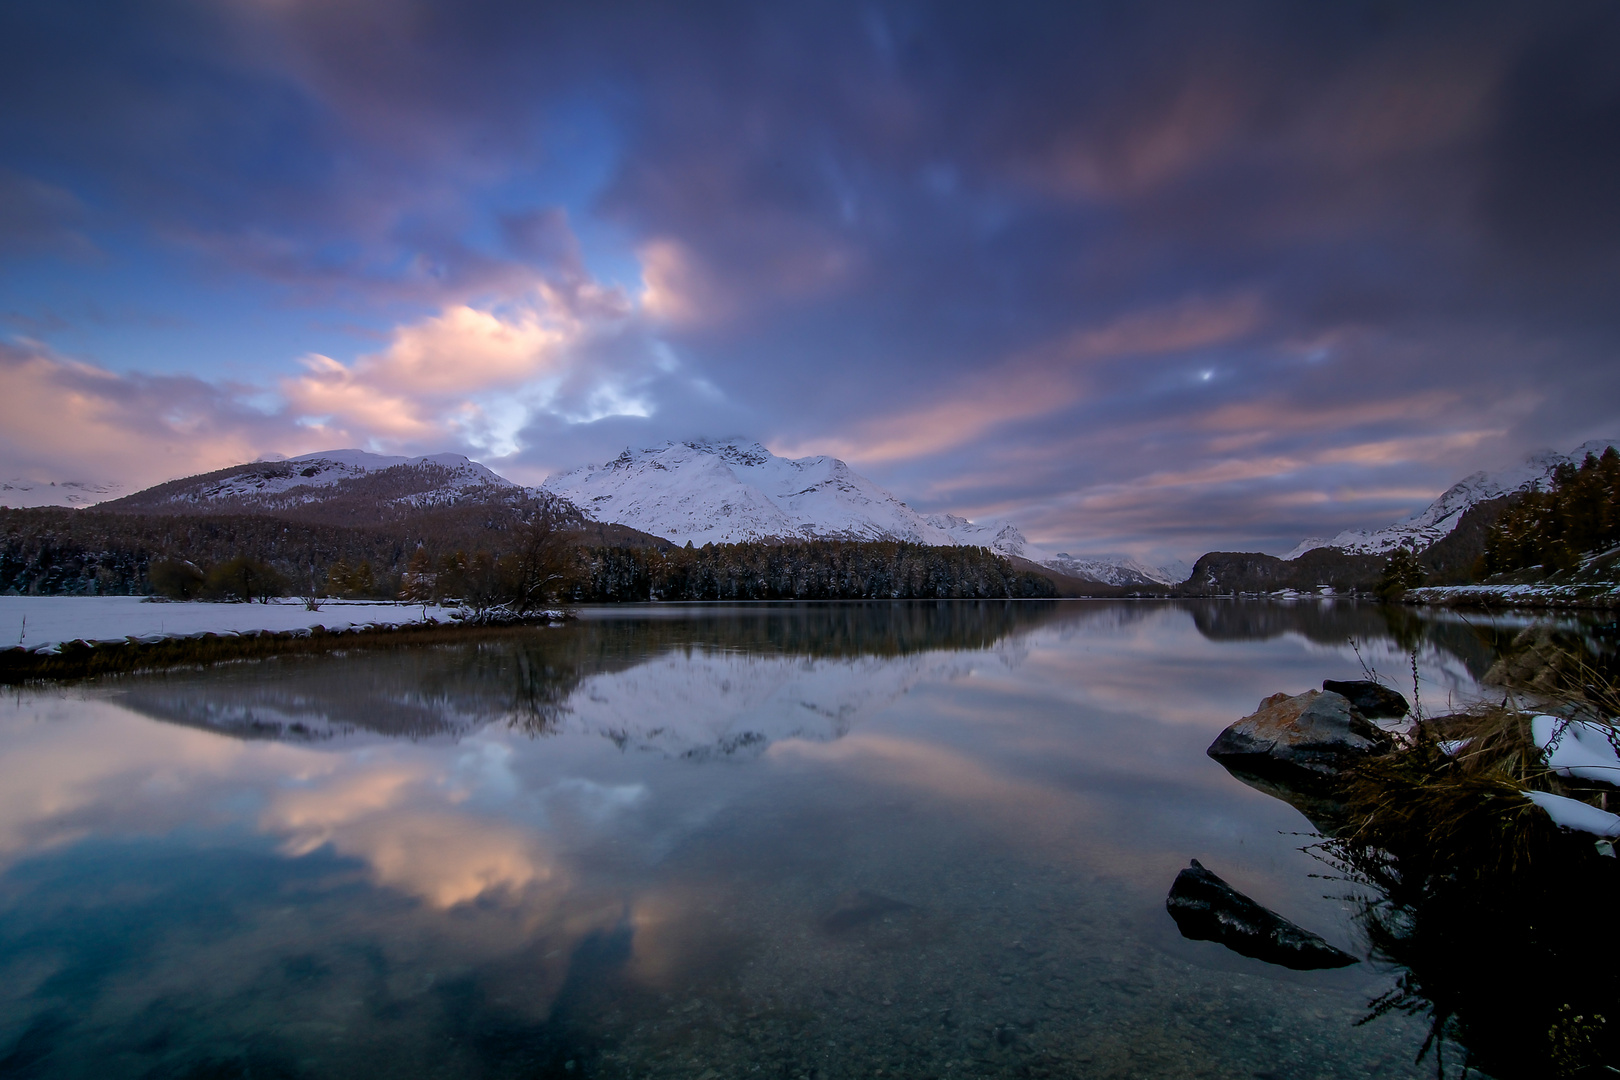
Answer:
147;557;205;599
203;557;286;602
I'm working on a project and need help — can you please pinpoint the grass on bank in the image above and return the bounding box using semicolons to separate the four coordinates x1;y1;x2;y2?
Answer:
1312;629;1620;1078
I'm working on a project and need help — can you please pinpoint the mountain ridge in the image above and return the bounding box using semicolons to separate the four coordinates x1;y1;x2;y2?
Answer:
540;439;1178;585
1284;438;1620;561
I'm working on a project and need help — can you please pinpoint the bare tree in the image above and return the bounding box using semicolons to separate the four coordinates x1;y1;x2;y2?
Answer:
509;511;575;613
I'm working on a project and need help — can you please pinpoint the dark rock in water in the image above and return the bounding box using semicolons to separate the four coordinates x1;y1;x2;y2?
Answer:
1322;679;1409;719
1166;860;1358;970
1207;690;1393;783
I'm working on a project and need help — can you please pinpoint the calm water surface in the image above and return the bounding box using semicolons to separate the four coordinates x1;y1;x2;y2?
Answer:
0;600;1590;1079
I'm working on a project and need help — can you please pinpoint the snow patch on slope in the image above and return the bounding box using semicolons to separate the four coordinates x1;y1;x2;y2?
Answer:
0;478;125;508
1285;439;1620;560
104;448;519;516
191;450;513;503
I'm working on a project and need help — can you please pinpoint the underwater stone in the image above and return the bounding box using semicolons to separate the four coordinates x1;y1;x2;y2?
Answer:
1166;859;1358;970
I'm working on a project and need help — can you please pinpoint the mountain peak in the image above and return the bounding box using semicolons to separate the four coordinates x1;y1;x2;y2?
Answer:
545;442;1027;552
540;441;1175;586
98;447;519;519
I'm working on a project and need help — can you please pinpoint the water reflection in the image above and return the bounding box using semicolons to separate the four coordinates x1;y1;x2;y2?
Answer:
0;600;1604;1078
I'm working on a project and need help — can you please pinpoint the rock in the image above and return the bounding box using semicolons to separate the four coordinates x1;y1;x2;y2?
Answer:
1166;860;1358;970
1207;690;1393;782
1322;679;1409;719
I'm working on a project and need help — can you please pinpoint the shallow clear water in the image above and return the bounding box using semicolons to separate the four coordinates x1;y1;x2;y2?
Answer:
0;600;1591;1079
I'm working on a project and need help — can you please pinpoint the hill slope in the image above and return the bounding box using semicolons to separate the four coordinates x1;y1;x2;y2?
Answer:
100;450;523;525
1285;439;1620;560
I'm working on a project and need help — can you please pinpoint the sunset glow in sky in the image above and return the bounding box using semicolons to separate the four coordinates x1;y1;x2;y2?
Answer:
2;1;1617;561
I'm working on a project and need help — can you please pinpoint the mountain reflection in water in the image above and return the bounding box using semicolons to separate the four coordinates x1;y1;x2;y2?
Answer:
0;599;1606;1079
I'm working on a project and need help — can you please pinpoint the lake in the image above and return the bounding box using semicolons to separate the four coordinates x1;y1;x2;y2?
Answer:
0;599;1591;1079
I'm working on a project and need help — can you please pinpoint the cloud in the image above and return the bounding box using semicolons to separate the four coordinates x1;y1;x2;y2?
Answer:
793;294;1264;464
0;339;296;486
0;169;97;259
262;764;559;908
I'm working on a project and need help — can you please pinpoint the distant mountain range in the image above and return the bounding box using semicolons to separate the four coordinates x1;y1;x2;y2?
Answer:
541;440;1189;585
16;435;1609;595
52;439;1178;587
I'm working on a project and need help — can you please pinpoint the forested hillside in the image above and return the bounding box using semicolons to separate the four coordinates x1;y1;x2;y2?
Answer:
573;540;1057;601
0;504;663;599
1;505;1053;603
1484;446;1620;573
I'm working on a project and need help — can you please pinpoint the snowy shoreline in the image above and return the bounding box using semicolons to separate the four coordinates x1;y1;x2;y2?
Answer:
1407;583;1620;610
0;595;462;652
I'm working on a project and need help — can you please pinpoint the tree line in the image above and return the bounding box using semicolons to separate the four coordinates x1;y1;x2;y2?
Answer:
1;507;1054;603
568;539;1056;601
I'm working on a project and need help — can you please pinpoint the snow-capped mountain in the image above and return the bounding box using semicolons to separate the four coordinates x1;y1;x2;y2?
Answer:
541;439;1172;585
0;477;125;509
542;440;1010;549
1284;439;1620;560
1045;553;1191;587
103;449;519;518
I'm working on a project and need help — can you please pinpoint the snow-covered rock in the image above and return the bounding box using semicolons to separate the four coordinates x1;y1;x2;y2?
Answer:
1285;439;1620;560
0;478;124;509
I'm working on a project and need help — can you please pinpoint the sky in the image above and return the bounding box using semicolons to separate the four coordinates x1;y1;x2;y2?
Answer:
2;0;1618;562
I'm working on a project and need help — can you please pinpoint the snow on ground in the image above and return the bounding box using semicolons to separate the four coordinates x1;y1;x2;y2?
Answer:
1523;789;1620;838
1408;583;1620;605
1532;715;1620;785
0;596;460;651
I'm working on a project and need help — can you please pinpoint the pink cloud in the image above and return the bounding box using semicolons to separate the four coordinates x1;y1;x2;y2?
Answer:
790;293;1264;464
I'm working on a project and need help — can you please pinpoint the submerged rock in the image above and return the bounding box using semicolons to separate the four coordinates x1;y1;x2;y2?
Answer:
1166;860;1358;970
1322;679;1409;719
1207;690;1393;783
821;890;914;933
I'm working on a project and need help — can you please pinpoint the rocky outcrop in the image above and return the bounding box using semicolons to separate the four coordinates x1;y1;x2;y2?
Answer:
1207;689;1394;783
1322;679;1409;719
1166;860;1358;970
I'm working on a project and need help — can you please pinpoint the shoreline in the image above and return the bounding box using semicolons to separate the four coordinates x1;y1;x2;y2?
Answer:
0;614;572;685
